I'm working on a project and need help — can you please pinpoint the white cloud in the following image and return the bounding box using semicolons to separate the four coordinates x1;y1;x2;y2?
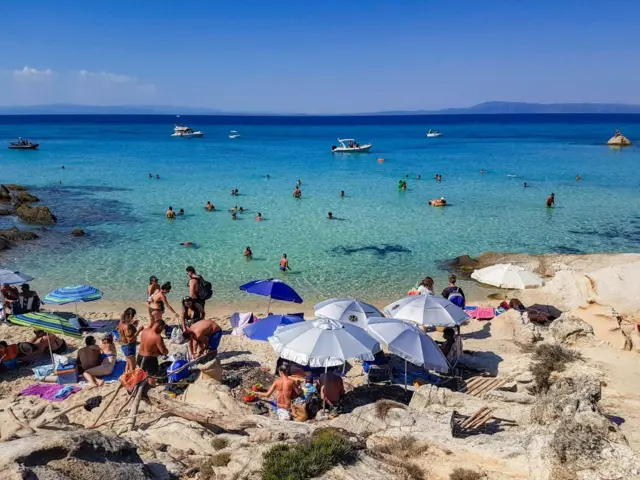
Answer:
13;66;54;80
78;70;135;84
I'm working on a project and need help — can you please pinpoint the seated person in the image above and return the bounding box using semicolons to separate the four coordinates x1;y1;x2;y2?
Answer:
0;341;19;371
76;335;102;375
439;327;463;365
82;333;117;387
31;330;67;355
362;350;389;373
1;283;20;315
16;284;41;314
183;319;222;359
317;370;345;411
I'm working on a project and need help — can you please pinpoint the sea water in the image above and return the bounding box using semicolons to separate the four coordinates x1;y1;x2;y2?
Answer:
1;115;639;307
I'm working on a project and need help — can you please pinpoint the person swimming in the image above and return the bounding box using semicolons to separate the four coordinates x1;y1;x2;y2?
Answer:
148;173;152;178
417;174;421;180
429;197;447;206
293;186;302;198
255;212;263;221
266;174;270;179
328;212;333;220
576;174;581;181
62;166;65;170
524;182;529;188
296;179;302;186
340;190;345;198
480;169;485;174
180;242;195;248
239;207;244;213
166;206;176;219
546;193;555;208
156;175;160;179
231;189;236;196
244;246;253;259
205;201;214;211
178;209;185;216
234;189;239;195
280;254;291;272
231;212;237;220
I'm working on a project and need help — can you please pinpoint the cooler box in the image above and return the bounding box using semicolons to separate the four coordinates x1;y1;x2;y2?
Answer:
55;362;78;384
167;360;190;383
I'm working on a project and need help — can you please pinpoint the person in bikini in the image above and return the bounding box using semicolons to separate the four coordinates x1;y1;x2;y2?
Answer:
82;333;117;387
137;320;168;385
31;330;67;355
183;319;222;359
256;364;302;421
148;282;178;325
180;296;205;331
147;276;160;319
255;212;263;221
244;246;253;260
118;307;141;372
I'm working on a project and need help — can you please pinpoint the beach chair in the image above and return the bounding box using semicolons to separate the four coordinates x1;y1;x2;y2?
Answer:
365;363;394;385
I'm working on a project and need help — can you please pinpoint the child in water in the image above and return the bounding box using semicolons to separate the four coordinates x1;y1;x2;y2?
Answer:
244;246;253;260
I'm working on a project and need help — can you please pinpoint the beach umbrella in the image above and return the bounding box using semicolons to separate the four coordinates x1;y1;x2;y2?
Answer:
243;314;304;342
269;317;381;410
239;279;302;314
43;284;104;317
365;317;449;390
384;294;469;327
314;298;383;329
471;263;543;290
0;269;34;286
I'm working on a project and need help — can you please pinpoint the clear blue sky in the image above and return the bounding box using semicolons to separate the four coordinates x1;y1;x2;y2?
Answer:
1;0;638;113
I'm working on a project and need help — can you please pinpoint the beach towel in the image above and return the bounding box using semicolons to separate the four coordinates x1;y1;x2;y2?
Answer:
20;383;80;402
32;364;55;380
230;312;255;336
120;367;148;393
98;360;127;383
474;307;495;320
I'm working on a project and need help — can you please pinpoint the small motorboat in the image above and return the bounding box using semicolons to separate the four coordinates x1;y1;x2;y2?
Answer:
229;130;241;139
8;138;39;150
331;138;372;153
426;129;443;138
171;124;204;138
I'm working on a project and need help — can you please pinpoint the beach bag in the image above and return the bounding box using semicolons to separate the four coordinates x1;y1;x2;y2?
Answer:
170;327;184;344
167;360;190;383
198;276;213;300
447;288;465;308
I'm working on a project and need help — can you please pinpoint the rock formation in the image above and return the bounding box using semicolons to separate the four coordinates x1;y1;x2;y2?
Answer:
15;203;57;225
0;185;11;202
548;313;595;345
12;191;39;204
72;228;85;237
0;227;39;251
607;135;631;146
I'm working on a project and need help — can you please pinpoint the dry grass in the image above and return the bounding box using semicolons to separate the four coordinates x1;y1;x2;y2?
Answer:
211;437;229;451
200;452;232;478
370;436;429;480
529;344;582;393
449;468;484;480
550;419;607;465
374;399;407;420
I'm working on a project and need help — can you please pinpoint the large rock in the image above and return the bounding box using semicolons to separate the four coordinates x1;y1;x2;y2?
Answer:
0;227;39;242
5;184;28;191
12;191;39;203
72;228;85;237
15;203;57;225
0;430;152;480
607;135;631;146
409;384;486;415
0;185;11;201
0;208;13;215
548;313;594;345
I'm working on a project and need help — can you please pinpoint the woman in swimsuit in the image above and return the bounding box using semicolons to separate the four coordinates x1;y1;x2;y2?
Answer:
31;330;67;355
149;282;178;325
147;276;160;320
83;333;117;387
181;296;205;331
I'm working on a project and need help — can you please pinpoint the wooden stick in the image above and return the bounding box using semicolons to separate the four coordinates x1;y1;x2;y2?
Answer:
91;411;162;430
473;378;503;397
459;407;490;428
460;376;486;392
127;383;145;432
90;383;122;427
467;410;494;429
8;406;35;435
466;378;494;396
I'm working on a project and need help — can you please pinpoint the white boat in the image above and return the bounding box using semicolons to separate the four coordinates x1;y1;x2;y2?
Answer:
426;129;443;138
171;124;204;138
331;138;372;153
229;130;241;139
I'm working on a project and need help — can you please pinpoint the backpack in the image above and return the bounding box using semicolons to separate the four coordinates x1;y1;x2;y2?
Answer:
197;276;213;300
447;287;465;308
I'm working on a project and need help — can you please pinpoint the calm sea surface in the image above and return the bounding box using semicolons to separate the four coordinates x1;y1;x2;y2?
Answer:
1;114;639;306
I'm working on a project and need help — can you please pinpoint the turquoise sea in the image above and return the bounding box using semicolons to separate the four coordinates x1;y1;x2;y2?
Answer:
1;115;639;307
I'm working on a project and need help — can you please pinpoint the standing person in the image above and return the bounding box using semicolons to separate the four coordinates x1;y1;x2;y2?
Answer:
186;266;213;309
576;174;581;181
256;364;302;421
293;186;302;199
181;296;205;331
149;282;178;325
340;190;345;198
166;206;176;219
1;283;20;316
118;307;140;372
183;319;222;359
441;274;466;308
546;193;555;208
137;320;168;385
280;254;291;272
147;276;160;320
244;246;253;259
417;277;435;295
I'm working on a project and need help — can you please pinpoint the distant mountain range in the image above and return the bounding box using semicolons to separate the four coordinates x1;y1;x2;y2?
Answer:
0;101;639;115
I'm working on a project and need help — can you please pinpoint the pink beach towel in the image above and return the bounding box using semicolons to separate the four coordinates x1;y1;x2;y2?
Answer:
473;307;495;320
20;384;80;402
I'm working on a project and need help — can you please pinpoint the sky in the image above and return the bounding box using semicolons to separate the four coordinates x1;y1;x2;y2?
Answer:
0;0;639;114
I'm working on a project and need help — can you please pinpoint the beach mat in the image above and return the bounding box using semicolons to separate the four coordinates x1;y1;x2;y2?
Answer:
100;360;127;383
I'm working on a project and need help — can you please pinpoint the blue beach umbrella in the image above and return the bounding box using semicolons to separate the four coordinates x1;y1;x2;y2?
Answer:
243;314;305;342
239;279;303;314
43;285;103;317
0;269;34;286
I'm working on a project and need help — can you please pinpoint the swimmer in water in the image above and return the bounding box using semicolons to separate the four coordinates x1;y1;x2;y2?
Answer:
266;174;270;179
280;254;291;272
178;209;185;216
293;186;302;199
405;174;409;178
255;212;263;221
239;207;244;213
205;201;214;211
546;193;555;208
576;174;581;181
234;189;239;195
328;212;333;220
156;175;160;179
61;166;65;170
166;206;176;219
480;169;485;174
524;182;529;188
296;179;302;186
148;173;152;178
231;212;237;220
417;174;421;180
244;246;253;260
340;190;345;198
231;189;236;196
180;242;194;248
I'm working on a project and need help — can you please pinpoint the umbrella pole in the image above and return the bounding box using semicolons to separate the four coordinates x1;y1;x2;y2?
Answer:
404;359;408;392
322;360;328;412
48;335;55;372
266;297;272;315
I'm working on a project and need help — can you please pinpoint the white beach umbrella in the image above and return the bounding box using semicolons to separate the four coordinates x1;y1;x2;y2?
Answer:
314;298;383;329
268;317;381;368
384;294;469;327
471;263;543;289
366;317;449;390
0;269;34;286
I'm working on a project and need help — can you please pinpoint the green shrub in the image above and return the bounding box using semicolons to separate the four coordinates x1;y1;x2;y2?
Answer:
211;437;229;451
529;344;582;393
450;468;484;480
262;428;357;480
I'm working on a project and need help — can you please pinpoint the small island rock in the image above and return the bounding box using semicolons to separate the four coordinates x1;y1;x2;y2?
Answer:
15;204;57;225
72;228;85;237
607;135;631;146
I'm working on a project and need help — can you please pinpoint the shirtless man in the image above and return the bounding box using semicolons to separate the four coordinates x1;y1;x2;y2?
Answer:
183;319;222;359
293;186;302;199
205;201;215;211
137;320;168;385
318;370;345;411
166;206;176;219
546;193;555;208
279;254;291;272
257;364;301;421
148;282;178;325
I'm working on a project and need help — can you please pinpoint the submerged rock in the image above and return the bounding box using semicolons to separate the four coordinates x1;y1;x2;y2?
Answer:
15;204;57;225
0;430;152;480
72;228;85;237
0;208;13;216
12;191;39;203
439;254;479;273
0;227;39;242
5;184;28;191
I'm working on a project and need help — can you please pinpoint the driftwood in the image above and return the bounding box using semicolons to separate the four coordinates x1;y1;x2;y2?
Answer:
90;383;122;427
146;389;257;432
127;384;145;432
7;406;35;435
459;406;490;428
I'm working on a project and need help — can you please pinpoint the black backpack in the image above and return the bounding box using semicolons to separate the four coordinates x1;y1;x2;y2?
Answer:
197;276;213;300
